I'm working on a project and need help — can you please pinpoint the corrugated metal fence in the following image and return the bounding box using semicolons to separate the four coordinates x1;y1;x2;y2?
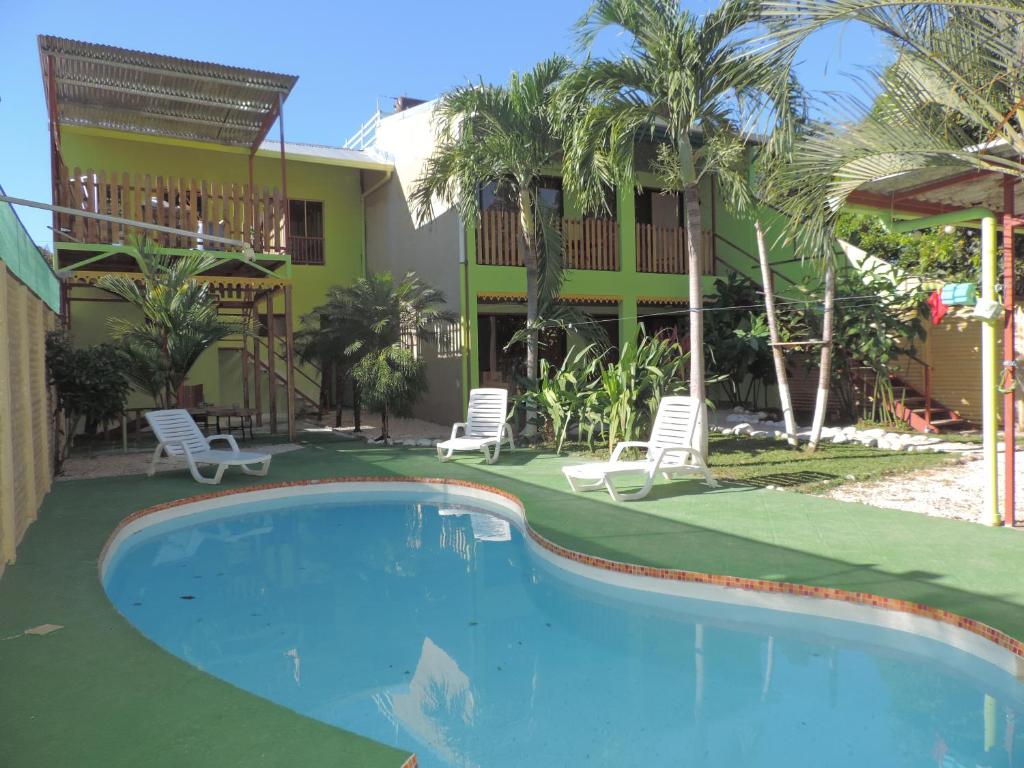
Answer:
0;190;60;578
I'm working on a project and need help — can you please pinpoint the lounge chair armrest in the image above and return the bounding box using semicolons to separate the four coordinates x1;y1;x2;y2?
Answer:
449;422;467;441
207;434;240;453
156;438;188;454
611;441;651;462
656;446;700;463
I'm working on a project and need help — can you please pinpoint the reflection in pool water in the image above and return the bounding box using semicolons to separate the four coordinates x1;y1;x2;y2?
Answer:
104;491;1024;767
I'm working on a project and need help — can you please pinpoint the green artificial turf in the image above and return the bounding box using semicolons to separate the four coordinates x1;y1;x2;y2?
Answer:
0;432;1020;767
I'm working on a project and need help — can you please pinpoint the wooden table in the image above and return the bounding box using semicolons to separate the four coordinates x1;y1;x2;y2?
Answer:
188;407;256;440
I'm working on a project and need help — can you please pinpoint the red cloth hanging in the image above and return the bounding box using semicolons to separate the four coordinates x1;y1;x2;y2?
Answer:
927;290;948;325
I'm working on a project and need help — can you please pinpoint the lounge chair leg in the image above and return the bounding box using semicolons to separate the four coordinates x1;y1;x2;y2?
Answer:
186;454;225;485
503;424;515;452
436;444;454;462
487;441;500;464
693;456;719;487
608;473;656;502
241;457;272;477
147;444;165;477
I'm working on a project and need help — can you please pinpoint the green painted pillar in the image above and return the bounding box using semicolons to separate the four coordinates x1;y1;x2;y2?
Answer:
617;185;638;348
464;222;480;405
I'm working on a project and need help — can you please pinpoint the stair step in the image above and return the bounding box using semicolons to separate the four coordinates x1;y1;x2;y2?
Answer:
928;418;967;427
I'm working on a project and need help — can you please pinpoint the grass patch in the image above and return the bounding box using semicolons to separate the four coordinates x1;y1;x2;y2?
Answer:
561;433;954;491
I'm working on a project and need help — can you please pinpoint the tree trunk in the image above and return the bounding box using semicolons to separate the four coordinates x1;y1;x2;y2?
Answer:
682;183;707;455
755;220;798;447
808;257;836;452
352;381;362;432
519;192;540;385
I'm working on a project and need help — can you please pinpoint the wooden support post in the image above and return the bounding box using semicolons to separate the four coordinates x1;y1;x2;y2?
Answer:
248;153;256;249
267;288;278;434
278;94;289;254
241;287;251;413
252;298;262;427
284;285;296;441
1002;178;1017;526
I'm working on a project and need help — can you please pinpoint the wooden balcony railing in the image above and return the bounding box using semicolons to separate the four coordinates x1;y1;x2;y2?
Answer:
54;165;286;253
288;235;325;265
476;209;619;270
636;223;715;275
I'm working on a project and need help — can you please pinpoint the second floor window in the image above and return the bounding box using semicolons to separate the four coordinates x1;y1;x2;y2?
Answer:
288;199;325;265
480;177;563;218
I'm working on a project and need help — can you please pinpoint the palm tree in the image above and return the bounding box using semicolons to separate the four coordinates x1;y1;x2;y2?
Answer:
561;0;797;449
312;271;454;441
410;57;574;386
761;1;1024;449
294;300;360;427
97;238;246;408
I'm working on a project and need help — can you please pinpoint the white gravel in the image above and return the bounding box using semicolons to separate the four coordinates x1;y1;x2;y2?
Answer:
822;450;1024;524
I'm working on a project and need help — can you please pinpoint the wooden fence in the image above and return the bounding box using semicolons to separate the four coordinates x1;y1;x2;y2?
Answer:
635;224;716;274
54;165;286;252
476;209;620;270
0;267;57;577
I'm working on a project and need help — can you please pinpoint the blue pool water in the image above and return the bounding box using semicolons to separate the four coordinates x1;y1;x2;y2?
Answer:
104;490;1024;767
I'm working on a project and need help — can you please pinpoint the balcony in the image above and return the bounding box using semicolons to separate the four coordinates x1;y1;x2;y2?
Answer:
288;235;325;266
635;223;715;275
476;209;619;271
53;165;289;275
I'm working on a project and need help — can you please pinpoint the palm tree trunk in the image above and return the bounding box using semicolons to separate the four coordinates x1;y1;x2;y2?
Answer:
352;381;362;432
755;220;798;447
519;193;540;384
682;183;708;455
808;257;836;452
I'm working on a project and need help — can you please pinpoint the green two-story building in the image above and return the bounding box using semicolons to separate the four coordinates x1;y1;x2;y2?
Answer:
40;36;806;430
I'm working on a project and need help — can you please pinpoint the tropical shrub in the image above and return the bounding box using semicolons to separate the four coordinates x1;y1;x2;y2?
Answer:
792;263;927;423
352;346;429;441
514;345;604;453
45;331;131;463
97;238;246;408
594;330;689;451
702;274;778;409
302;271;454;441
515;329;691;453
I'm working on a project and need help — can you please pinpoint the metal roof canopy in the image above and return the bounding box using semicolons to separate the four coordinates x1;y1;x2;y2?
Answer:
848;143;1024;219
38;35;297;151
845;150;1021;529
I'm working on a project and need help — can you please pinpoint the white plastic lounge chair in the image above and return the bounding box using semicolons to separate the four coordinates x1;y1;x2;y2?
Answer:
436;388;514;464
145;409;272;485
562;395;717;501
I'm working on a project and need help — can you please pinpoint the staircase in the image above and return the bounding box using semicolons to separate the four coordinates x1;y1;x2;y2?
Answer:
254;336;321;413
853;357;967;434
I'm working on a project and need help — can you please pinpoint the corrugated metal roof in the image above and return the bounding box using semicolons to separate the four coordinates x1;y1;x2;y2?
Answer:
38;35;298;148
853;142;1024;216
257;140;393;169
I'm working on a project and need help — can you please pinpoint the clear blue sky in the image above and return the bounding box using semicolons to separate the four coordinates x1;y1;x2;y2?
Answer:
0;0;887;249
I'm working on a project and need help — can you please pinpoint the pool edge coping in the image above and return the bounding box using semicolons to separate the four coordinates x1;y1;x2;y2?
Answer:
99;475;1024;767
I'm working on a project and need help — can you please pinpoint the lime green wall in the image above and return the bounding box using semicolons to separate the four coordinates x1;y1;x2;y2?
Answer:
461;168;809;391
61;127;366;411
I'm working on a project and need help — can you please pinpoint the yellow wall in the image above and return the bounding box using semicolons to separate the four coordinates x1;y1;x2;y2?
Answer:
60;127;368;411
0;267;57;575
899;310;1005;425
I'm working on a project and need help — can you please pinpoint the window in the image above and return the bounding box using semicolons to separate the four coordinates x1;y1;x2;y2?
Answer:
634;188;684;228
287;199;325;265
479;177;563;217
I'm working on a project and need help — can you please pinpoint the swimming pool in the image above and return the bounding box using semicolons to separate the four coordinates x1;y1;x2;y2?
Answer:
103;482;1024;767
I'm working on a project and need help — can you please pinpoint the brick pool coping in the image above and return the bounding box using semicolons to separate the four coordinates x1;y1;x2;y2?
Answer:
101;475;1024;767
